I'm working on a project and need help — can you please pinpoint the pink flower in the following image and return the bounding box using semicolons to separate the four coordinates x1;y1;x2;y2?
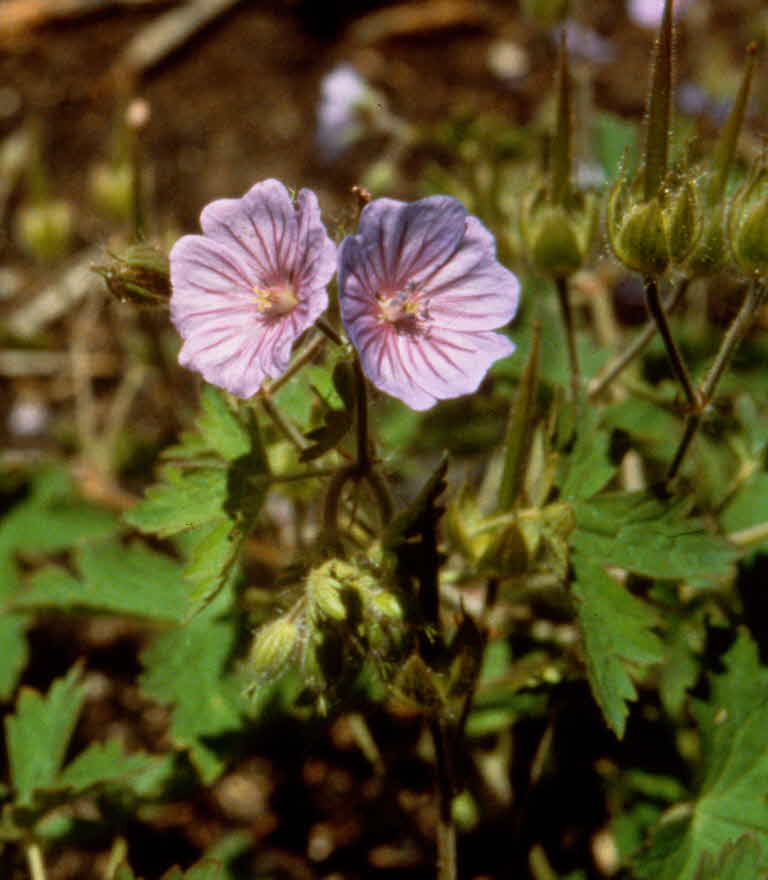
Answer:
627;0;695;29
170;179;336;398
338;196;520;411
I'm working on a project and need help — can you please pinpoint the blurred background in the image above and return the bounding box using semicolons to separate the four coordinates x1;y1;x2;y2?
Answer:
1;1;768;878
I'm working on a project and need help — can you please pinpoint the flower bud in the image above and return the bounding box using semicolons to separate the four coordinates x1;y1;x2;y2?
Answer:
477;521;529;576
249;616;300;680
368;589;402;621
522;195;597;278
729;165;768;277
15;199;74;263
306;562;348;622
88;161;133;223
608;175;700;277
93;244;171;307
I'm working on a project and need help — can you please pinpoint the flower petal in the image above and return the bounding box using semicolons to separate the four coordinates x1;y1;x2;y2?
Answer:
200;179;299;284
352;196;467;290
170;179;334;398
423;217;520;331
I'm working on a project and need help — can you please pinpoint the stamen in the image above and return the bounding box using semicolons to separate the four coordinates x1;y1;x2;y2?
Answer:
253;282;298;316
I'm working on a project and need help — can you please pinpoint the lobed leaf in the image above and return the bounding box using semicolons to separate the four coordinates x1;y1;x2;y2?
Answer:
56;739;163;795
15;540;187;621
139;590;242;782
572;555;664;737
634;631;768;879
572;491;736;580
5;666;86;806
124;467;229;537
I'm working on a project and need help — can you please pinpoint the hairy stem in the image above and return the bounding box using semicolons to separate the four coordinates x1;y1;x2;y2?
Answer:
588;278;688;399
667;281;767;482
260;392;308;452
643;277;698;410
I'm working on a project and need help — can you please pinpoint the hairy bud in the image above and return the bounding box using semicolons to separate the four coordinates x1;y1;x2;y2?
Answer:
93;244;171;307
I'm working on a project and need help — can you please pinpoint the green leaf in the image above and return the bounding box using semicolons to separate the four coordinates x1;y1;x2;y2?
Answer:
593;112;638;179
0;614;27;699
161;861;225;880
56;739;162;794
694;835;768;880
5;666;86;806
634;631;768;879
15;540;187;621
124;467;229;537
0;466;118;596
572;556;664;737
558;403;616;502
194;386;252;461
182;519;243;614
140;591;242;782
572;491;736;580
720;473;768;549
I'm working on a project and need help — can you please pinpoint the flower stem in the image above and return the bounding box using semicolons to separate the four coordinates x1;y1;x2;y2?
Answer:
555;276;580;401
353;355;370;471
643;277;698;410
259;392;308;452
667;281;767;482
316;317;345;346
266;330;326;395
588;278;688;399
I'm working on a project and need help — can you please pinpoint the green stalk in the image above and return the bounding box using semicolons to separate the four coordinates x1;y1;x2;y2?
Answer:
642;0;674;201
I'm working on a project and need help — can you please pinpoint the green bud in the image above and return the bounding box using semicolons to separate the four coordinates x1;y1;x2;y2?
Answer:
608;179;700;277
729;165;768;277
666;179;698;264
15;199;74;263
369;590;402;621
685;199;729;278
249;616;299;679
306;562;349;622
523;199;592;278
477;521;529;576
89;162;133;223
611;195;670;276
93;244;171;307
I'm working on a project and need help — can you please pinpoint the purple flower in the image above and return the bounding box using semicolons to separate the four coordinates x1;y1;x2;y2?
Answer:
170;179;336;398
338;196;520;411
316;64;370;162
626;0;695;28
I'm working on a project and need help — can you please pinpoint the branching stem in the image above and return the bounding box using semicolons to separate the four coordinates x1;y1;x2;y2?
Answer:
667;281;767;482
643;277;699;410
588;279;688;399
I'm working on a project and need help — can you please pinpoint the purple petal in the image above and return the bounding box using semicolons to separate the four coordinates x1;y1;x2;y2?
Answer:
355;325;514;411
339;195;521;409
423;217;520;331
170;179;334;398
352;196;467;290
200;179;299;285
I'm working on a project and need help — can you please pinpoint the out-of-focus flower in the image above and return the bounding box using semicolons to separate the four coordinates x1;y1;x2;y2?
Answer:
170;179;336;397
627;0;695;29
316;64;374;162
557;21;615;65
338;196;520;411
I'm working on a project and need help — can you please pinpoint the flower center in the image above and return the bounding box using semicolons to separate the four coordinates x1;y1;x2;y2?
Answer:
253;282;298;317
376;284;428;334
